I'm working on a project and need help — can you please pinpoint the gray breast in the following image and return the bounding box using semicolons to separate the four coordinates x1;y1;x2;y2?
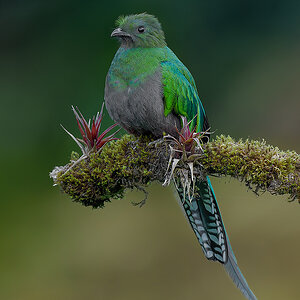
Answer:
105;69;180;138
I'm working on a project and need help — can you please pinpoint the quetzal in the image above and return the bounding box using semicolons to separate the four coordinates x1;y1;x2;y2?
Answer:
105;13;257;300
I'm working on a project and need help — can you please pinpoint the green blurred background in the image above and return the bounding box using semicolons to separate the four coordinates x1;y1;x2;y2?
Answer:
1;1;300;299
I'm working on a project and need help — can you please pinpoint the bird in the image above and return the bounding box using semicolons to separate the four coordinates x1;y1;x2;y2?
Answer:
105;13;257;300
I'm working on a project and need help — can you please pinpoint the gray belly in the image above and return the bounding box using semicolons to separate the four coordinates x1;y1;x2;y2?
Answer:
104;70;180;138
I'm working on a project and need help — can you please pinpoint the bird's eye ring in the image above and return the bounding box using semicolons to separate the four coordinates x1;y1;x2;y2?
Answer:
138;26;145;33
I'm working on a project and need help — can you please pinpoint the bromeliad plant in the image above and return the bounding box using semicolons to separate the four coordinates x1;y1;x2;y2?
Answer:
163;116;210;201
172;116;209;157
60;103;120;174
62;103;120;155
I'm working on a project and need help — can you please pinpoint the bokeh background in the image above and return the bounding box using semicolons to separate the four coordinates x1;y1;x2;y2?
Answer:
1;1;300;299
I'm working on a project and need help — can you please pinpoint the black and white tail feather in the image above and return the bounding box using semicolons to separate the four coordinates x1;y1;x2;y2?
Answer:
174;176;257;300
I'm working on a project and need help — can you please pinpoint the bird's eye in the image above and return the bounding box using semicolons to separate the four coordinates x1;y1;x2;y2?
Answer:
137;26;145;33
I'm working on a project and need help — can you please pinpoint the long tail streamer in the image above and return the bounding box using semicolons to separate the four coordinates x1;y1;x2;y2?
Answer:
175;176;257;300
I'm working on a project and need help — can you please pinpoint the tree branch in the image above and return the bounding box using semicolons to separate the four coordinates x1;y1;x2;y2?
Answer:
50;134;300;208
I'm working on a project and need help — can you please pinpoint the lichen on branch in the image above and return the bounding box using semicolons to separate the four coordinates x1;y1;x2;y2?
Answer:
50;134;300;208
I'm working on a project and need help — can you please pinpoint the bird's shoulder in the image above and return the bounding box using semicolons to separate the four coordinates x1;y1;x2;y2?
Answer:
160;47;198;91
160;47;200;112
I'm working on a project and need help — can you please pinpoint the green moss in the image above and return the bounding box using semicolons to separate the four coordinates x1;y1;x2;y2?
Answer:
203;135;300;198
55;134;156;208
51;134;300;208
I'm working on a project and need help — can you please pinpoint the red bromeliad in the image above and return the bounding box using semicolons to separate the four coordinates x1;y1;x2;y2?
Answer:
62;103;120;155
175;116;203;153
165;116;206;157
163;116;209;196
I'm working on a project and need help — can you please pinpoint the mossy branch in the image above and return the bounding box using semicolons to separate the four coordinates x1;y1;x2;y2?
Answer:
50;134;300;208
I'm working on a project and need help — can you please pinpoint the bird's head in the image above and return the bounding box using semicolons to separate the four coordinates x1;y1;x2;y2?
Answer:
111;13;166;48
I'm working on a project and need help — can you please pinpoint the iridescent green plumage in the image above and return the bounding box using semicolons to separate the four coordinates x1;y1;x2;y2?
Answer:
160;51;208;132
107;45;208;134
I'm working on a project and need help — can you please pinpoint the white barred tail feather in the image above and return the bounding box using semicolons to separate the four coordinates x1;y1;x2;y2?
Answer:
174;176;257;300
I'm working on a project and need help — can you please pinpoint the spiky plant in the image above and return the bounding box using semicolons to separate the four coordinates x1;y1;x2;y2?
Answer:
62;103;120;156
57;103;120;176
163;116;209;200
164;116;209;159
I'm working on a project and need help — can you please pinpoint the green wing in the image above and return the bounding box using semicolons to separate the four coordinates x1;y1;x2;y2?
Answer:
161;53;208;133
